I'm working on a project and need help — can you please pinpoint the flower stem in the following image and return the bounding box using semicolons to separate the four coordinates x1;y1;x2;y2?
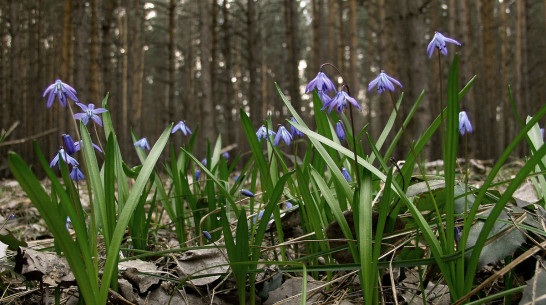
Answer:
438;52;445;153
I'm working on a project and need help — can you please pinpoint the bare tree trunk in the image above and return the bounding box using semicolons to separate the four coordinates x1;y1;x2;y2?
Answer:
89;0;101;104
119;0;129;143
348;0;358;95
131;0;144;133
101;0;115;99
199;0;215;141
168;0;176;123
312;0;320;71
247;0;261;125
283;0;301;113
327;0;336;63
211;0;218;125
499;0;509;151
337;0;344;73
222;0;235;144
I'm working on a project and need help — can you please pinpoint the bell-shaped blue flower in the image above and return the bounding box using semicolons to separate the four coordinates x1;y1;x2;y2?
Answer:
458;111;473;135
368;71;403;94
62;134;77;155
327;91;361;114
427;32;461;58
70;166;85;182
73;103;108;126
74;140;103;153
341;167;352;182
202;231;212;240
305;72;336;94
134;138;150;150
336;121;345;141
274;126;293;146
222;152;230;159
195;170;201;181
172;121;192;135
241;189;255;197
42;79;79;108
50;149;79;168
256;125;276;141
290;117;304;137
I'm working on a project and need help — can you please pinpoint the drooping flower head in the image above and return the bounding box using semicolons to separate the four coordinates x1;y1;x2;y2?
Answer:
341;166;352;182
336;121;345;141
290;117;304;137
367;71;403;94
256;125;276;141
202;231;212;241
172;121;192;135
222;152;230;159
134;138;150;150
62;134;77;155
241;189;255;198
70;166;85;182
42;79;79;108
74;140;103;153
274;125;293;146
327;91;361;114
458;111;473;135
73;103;108;126
305;72;336;94
427;32;461;58
50;148;79;168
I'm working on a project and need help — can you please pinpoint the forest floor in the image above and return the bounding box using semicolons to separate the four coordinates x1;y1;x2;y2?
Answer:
0;158;543;304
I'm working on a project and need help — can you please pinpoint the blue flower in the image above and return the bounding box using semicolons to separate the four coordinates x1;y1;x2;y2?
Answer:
50;149;79;168
62;134;77;155
319;91;334;110
256;125;276;141
336;121;345;141
274;126;293;146
134;138;150;150
195;170;201;181
70;166;85;182
222;152;230;159
241;189;255;197
74;140;103;153
285;202;293;209
427;32;461;58
305;72;336;94
73;103;108;126
341;167;352;182
367;71;403;94
201;158;207;166
202;230;212;240
8;214;15;220
42;79;79;108
290;117;304;137
66;216;71;231
234;174;240;183
458;111;473;135
327;91;361;114
172;121;192;135
253;211;265;223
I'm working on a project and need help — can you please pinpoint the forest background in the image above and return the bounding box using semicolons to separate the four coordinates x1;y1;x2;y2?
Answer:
0;0;545;177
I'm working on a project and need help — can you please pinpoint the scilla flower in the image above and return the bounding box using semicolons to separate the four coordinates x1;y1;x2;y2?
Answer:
305;72;336;94
427;32;461;58
274;125;292;146
65;216;71;231
42;79;79;108
70;167;85;182
50;149;79;168
327;91;361;114
73;103;108;126
74;140;103;153
134;138;150;150
341;167;352;182
368;71;403;94
172;121;192;135
336;121;345;141
62;134;77;155
241;189;255;197
290;117;304;137
195;170;201;181
256;125;276;141
202;231;212;241
458;111;473;135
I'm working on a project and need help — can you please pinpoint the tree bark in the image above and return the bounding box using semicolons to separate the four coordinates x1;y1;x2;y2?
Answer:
199;0;215;141
284;0;301;113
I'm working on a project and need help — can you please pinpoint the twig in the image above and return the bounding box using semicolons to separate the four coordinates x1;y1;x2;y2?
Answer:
0;128;58;147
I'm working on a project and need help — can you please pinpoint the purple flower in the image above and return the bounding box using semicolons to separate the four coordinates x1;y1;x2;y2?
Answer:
427;32;461;58
74;140;103;153
50;149;79;168
8;214;15;220
290;117;304;137
253;211;265;223
319;91;334;110
458;111;473;135
195;170;201;181
256;125;276;141
222;152;230;159
70;167;85;182
62;134;77;155
42;79;79;108
66;216;71;231
274;126;293;146
73;103;108;126
201;158;207;166
285;202;293;209
341;167;352;182
134;138;150;150
305;72;336;94
336;121;345;141
172;121;192;135
327;91;361;114
234;174;240;183
368;71;403;94
202;231;212;240
241;189;255;198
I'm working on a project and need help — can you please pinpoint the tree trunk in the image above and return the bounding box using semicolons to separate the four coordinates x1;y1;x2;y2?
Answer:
199;0;215;141
248;0;261;125
89;0;101;104
168;0;176;123
284;0;301;113
348;0;358;96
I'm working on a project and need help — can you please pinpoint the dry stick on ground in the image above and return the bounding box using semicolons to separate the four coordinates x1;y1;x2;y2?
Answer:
0;128;58;147
452;240;546;305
